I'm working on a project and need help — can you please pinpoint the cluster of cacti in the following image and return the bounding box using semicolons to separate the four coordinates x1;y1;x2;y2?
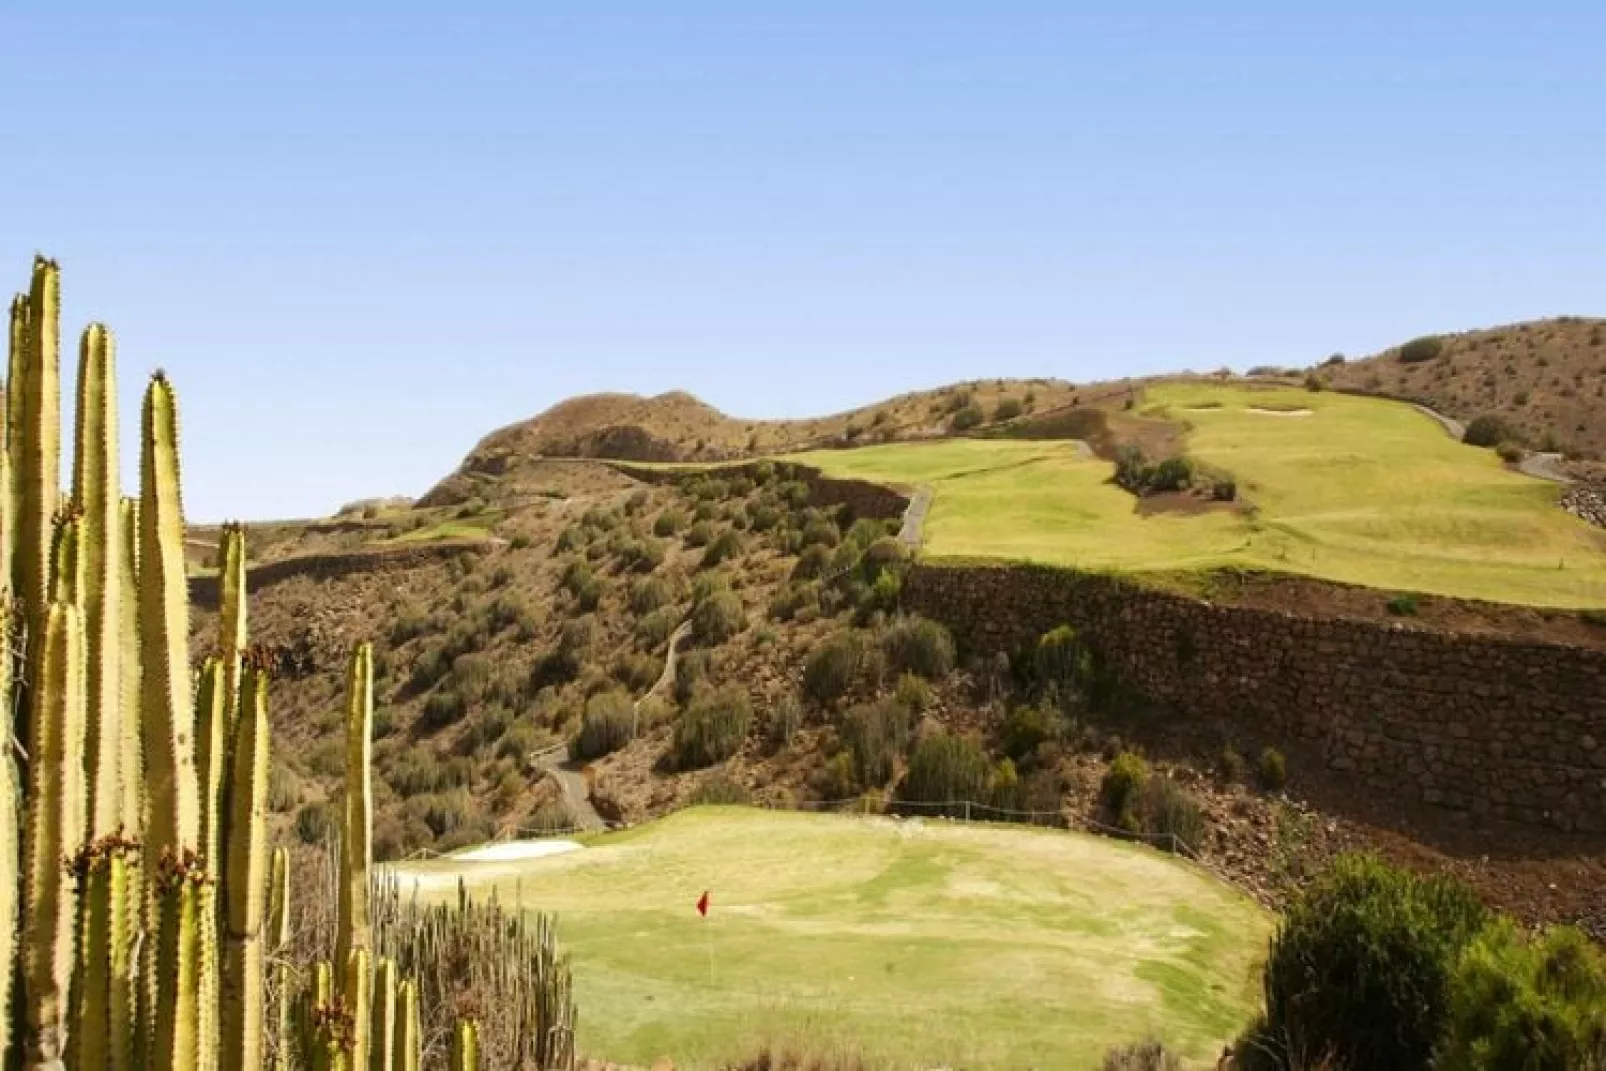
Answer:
0;255;286;1069
0;255;536;1070
372;875;577;1069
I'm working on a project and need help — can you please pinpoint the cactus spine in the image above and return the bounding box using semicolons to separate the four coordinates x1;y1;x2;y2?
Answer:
336;644;374;972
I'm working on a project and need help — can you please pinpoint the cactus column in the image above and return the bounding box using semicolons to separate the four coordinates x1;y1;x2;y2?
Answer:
221;661;271;1071
336;644;375;971
19;602;87;1069
139;371;205;1071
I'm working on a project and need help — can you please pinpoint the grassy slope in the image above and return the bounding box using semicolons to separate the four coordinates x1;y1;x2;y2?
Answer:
391;808;1270;1070
787;383;1606;608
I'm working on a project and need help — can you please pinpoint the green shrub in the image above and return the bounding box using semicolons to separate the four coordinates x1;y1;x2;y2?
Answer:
688;774;752;807
612;651;661;691
1440;918;1606;1070
295;801;334;845
1386;592;1419;617
950;402;985;431
1245;854;1488;1071
1398;335;1444;363
618;537;666;573
899;729;990;817
653;509;685;537
860;570;901;616
817;753;857;801
1035;625;1092;702
672;648;710;705
880;616;955;680
634;606;680;650
839;698;910;788
419;688;468;732
690;570;731;604
1148;455;1194;493
1495;440;1524;464
1258;747;1287;790
893;672;934;713
630;575;674;614
993;397;1024;422
1100;751;1149;830
701;529;744;569
803;631;869;705
693;589;745;646
674;685;753;768
1000;702;1058;762
1218;745;1246;784
768;582;819;622
573;690;635;760
1138;777;1206;856
685;520;715;547
1463;413;1511;448
800;517;841;549
791;543;833;581
746;501;781;532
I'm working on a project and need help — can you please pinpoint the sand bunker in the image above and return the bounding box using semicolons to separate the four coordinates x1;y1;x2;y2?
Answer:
453;838;582;862
1245;407;1312;417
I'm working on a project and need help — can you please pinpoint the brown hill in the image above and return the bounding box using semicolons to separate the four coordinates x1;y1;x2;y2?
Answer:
419;377;1108;506
1320;317;1606;472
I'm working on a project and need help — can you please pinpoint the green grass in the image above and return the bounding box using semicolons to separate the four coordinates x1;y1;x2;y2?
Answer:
370;509;503;545
388;807;1270;1069
783;384;1606;608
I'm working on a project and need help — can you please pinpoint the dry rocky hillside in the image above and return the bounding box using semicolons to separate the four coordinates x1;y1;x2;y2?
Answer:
1320;316;1606;476
419;377;1159;506
186;375;1606;942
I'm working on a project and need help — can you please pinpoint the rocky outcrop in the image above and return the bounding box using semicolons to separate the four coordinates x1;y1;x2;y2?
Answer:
903;563;1606;833
1562;483;1606;529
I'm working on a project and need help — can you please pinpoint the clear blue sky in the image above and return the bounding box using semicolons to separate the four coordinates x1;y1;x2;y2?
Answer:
4;2;1603;521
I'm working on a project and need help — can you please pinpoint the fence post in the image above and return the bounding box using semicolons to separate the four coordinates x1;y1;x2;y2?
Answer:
963;800;971;823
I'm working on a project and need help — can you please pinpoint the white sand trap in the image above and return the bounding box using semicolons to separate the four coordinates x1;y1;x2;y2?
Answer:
453;838;582;862
380;839;584;894
1245;406;1312;417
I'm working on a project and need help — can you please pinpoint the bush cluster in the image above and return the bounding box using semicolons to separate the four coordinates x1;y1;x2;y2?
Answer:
673;685;753;768
1397;335;1444;363
838;698;910;788
573;690;634;760
1113;446;1195;496
880;616;955;680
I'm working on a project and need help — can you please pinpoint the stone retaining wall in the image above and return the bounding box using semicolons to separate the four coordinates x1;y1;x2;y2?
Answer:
188;539;494;607
611;461;909;522
903;563;1606;833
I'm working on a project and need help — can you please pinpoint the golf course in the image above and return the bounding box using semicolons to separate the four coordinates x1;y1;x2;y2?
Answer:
787;383;1606;608
386;808;1271;1069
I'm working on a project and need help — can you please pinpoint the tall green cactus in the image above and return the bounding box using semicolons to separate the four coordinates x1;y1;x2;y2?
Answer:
140;370;207;1071
221;660;271;1071
344;949;372;1071
218;522;247;722
13;259;59;686
0;606;19;1064
19;601;86;1067
337;644;375;972
67;321;138;1071
451;1019;480;1071
370;956;397;1071
268;846;292;1071
397;981;420;1071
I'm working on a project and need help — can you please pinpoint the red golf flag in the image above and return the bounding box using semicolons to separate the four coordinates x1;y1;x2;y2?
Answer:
696;890;709;917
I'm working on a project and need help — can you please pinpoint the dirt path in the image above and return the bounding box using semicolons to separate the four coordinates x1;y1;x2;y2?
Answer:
1411;403;1572;484
898;485;933;548
533;620;693;832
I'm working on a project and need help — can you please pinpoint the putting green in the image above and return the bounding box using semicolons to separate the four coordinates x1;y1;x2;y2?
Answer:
388;808;1271;1069
785;384;1606;608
